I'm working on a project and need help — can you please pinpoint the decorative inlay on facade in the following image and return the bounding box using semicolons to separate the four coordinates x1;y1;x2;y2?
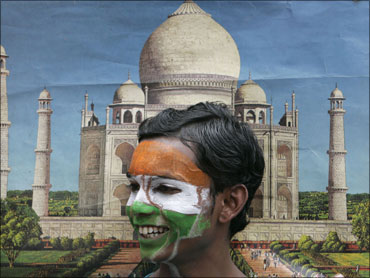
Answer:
108;124;140;130
111;179;126;189
142;73;238;85
113;139;136;149
277;141;292;148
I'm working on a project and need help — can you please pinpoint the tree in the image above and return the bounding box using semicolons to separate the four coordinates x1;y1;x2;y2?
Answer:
321;231;345;252
351;200;370;251
0;199;42;267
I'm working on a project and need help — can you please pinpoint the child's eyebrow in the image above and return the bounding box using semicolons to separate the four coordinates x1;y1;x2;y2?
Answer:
152;175;177;181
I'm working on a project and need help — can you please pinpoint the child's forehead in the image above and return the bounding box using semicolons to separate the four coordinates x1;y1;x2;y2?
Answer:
128;139;211;188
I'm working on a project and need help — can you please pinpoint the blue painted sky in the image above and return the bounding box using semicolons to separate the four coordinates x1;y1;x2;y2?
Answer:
1;1;369;193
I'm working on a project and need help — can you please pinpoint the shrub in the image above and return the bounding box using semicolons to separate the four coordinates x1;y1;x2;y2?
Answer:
311;243;320;252
72;238;85;250
50;237;62;250
83;232;95;249
64;267;82;278
285;252;299;262
27;265;56;277
321;231;345;252
298;235;319;251
305;269;318;277
272;244;284;253
279;250;289;257
63;240;120;277
269;240;280;250
301;264;313;276
61;237;73;250
24;237;43;250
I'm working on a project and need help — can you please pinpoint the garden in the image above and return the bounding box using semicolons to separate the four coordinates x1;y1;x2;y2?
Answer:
270;232;369;278
1;238;121;277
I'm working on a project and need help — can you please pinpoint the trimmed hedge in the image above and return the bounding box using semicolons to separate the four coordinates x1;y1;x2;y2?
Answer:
28;265;57;278
50;233;95;251
24;238;43;250
63;240;120;277
269;241;280;250
56;248;88;264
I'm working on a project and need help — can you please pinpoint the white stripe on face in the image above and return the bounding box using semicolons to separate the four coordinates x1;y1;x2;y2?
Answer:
126;175;211;215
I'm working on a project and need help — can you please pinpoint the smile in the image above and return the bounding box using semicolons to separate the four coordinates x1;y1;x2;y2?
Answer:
138;225;169;239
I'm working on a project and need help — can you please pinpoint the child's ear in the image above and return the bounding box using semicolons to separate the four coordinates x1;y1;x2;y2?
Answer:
218;184;248;223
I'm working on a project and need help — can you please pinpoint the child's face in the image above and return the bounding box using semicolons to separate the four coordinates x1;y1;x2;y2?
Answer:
126;138;214;262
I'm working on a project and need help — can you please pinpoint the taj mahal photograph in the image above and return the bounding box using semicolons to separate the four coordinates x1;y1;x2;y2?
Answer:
1;1;369;277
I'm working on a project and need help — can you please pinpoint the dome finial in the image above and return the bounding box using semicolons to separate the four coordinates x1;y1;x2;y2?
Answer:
128;70;131;80
169;0;209;17
249;71;252;80
335;82;338;89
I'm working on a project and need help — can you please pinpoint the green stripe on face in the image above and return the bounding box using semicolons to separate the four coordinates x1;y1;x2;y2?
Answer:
126;201;211;260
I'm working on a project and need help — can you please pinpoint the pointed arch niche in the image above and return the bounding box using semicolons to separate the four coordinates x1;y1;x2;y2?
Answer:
246;110;256;123
123;111;133;123
259;111;265;124
114;143;135;174
249;187;263;218
113;183;131;216
277;185;292;219
277;143;292;177
136;111;142;123
86;144;100;175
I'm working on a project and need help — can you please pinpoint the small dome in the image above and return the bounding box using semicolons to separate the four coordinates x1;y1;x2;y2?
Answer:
0;45;7;57
113;79;145;105
330;87;344;99
39;88;51;99
236;77;266;104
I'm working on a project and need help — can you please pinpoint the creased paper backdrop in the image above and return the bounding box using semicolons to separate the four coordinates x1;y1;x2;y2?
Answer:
1;0;369;193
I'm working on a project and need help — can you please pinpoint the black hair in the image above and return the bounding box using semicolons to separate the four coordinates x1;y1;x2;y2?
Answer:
137;102;265;237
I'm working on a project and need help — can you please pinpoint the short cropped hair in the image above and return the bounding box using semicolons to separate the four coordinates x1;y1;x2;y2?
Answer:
137;102;265;237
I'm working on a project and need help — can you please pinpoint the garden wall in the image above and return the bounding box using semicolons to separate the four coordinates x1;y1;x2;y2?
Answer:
39;217;356;241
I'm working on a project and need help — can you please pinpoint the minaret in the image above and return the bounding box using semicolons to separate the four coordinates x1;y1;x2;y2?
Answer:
32;88;53;217
327;84;348;220
0;45;11;199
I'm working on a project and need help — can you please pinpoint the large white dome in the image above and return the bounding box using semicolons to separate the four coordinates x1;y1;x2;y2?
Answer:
139;0;240;105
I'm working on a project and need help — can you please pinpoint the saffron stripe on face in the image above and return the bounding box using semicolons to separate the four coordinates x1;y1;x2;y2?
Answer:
128;140;211;188
126;175;211;215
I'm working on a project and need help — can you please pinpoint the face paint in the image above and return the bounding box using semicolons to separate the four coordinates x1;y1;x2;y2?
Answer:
128;140;211;187
126;140;213;262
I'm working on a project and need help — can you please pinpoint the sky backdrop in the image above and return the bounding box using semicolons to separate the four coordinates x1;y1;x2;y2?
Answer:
1;0;369;193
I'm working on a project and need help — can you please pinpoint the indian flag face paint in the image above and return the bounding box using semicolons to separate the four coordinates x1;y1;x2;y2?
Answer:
126;140;213;261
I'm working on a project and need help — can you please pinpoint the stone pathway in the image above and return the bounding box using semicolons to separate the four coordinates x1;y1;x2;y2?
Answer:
241;248;294;277
90;248;141;278
90;247;294;277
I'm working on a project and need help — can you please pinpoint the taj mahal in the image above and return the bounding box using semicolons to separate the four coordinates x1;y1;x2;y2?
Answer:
0;0;354;241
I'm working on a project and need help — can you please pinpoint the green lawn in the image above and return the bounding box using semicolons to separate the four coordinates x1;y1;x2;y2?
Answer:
0;267;37;277
323;253;369;278
323;252;369;266
1;250;71;264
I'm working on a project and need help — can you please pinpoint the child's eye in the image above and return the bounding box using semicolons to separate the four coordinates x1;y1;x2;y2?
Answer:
154;184;181;195
127;183;140;193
